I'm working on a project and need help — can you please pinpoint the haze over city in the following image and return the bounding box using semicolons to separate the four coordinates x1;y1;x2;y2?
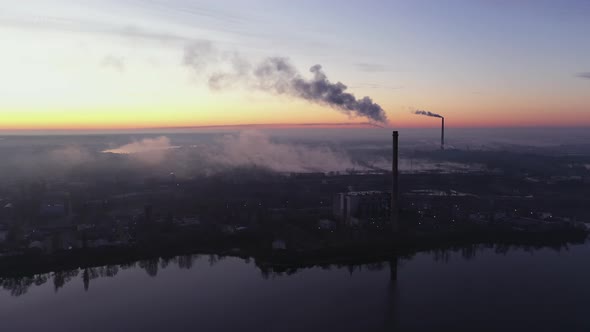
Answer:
1;2;590;332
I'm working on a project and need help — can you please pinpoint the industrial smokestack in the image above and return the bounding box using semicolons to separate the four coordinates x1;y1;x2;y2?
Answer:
391;131;399;232
441;117;445;150
412;109;445;150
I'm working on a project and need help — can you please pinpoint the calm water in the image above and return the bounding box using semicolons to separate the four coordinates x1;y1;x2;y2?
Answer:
1;243;590;332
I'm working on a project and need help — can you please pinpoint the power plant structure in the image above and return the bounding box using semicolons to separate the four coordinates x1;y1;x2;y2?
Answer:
413;109;445;150
391;131;399;232
441;117;445;150
332;131;400;233
332;191;391;227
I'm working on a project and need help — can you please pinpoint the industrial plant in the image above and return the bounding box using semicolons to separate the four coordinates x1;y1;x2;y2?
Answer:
0;129;587;278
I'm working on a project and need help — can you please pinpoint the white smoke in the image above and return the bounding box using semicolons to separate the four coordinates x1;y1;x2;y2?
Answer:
203;131;361;173
49;146;93;166
99;132;360;173
370;158;484;173
103;136;179;164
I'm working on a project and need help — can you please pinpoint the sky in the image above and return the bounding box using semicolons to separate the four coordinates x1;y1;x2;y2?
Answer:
0;0;589;130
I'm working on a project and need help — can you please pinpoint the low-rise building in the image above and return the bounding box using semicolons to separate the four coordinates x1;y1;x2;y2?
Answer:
333;191;390;227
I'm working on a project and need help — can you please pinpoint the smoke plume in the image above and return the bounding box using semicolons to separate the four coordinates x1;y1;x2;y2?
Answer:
103;136;179;164
203;131;360;173
414;109;444;118
183;41;216;72
253;58;387;124
50;146;93;166
101;56;125;72
182;43;388;124
100;132;362;173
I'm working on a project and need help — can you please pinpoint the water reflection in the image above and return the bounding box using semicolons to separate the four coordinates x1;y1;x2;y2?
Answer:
0;242;573;297
385;259;399;330
426;242;572;263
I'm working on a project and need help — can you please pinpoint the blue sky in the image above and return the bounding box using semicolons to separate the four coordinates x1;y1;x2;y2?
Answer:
0;0;588;128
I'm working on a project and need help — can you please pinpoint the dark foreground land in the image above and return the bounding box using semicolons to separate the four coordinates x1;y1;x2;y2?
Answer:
0;221;586;278
1;146;589;278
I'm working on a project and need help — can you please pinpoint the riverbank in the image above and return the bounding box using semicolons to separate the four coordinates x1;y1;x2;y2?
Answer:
0;226;586;278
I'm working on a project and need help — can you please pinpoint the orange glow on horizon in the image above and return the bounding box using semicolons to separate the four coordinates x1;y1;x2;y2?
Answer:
2;118;589;132
1;102;589;132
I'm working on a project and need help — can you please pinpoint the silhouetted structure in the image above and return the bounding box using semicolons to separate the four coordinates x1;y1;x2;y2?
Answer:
441;117;445;150
333;191;390;226
391;131;399;232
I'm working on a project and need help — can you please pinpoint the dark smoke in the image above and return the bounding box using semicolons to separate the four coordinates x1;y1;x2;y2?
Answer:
414;109;444;119
182;46;389;124
183;41;215;71
208;53;251;90
253;58;388;123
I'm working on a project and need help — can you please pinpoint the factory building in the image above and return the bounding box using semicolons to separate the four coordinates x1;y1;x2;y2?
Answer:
38;191;73;227
332;131;400;230
333;191;391;226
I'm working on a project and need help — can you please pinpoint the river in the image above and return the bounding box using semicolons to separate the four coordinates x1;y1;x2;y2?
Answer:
1;243;589;331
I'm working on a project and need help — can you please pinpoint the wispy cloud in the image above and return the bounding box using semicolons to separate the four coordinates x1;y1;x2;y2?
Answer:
139;121;381;130
101;55;125;72
0;1;271;47
355;62;390;72
576;72;590;79
349;83;404;90
128;0;249;26
0;15;194;43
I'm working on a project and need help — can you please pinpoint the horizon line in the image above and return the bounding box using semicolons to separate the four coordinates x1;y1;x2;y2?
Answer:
1;122;590;135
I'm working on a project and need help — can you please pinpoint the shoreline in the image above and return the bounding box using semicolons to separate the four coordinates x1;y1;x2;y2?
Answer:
0;228;586;278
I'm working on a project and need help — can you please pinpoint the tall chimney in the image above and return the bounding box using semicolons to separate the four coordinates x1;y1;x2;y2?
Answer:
391;131;399;232
441;117;445;150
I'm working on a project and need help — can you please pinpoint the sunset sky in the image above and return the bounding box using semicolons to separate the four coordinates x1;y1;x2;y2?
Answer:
1;0;589;130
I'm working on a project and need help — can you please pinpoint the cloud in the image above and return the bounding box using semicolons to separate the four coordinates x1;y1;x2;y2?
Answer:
576;72;590;79
101;55;125;72
355;63;389;72
0;16;194;44
136;1;248;26
349;83;404;90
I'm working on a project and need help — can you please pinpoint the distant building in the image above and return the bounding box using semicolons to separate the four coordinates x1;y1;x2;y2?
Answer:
39;201;67;218
333;191;390;227
38;191;73;227
272;239;287;250
540;212;553;220
39;191;72;216
317;219;336;231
